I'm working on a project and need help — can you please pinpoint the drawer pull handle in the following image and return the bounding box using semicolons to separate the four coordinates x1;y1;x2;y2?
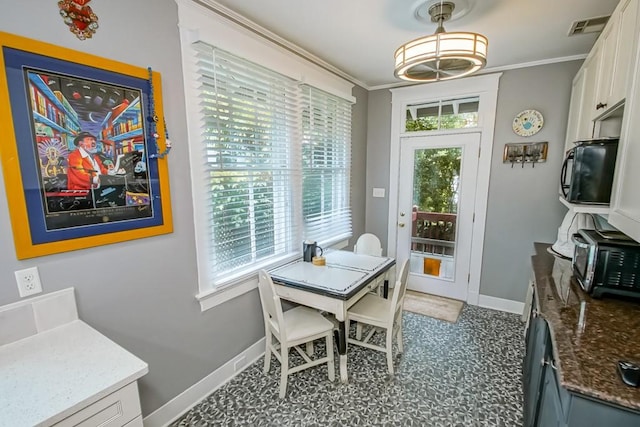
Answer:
541;358;558;370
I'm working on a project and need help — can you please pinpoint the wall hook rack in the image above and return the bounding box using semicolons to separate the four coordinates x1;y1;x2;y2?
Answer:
503;141;548;168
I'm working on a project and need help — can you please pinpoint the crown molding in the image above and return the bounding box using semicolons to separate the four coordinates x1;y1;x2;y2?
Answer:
367;54;588;91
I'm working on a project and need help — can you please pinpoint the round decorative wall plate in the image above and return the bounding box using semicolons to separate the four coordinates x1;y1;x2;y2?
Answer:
512;109;544;137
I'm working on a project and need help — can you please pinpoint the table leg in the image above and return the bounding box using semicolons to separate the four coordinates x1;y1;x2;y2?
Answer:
336;321;348;383
383;279;389;299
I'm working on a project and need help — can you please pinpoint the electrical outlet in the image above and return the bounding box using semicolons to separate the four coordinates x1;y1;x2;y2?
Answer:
15;267;43;298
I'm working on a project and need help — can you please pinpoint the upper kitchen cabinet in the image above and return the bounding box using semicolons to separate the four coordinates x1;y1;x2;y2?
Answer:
607;0;638;106
564;68;587;151
564;44;601;150
594;0;639;117
565;0;639;151
609;16;640;242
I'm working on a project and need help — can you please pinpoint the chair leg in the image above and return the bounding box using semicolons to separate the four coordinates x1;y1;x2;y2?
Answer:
356;322;363;340
279;345;289;398
396;319;404;354
386;328;394;375
326;334;335;382
306;341;314;356
264;330;272;374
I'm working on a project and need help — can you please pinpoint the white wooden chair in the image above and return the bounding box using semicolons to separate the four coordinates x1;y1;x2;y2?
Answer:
346;259;410;375
258;270;335;398
354;233;383;256
354;233;386;295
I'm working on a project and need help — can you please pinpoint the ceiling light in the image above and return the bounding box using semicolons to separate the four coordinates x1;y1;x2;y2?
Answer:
394;1;488;82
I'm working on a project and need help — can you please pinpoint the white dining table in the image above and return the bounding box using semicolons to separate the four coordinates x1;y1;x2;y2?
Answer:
269;249;395;382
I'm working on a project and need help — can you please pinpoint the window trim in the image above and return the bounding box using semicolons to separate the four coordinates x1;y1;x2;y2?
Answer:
176;0;354;311
195;239;348;311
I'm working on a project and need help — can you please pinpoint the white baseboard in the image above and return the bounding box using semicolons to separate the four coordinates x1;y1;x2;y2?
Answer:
143;338;265;427
476;294;524;315
467;291;480;306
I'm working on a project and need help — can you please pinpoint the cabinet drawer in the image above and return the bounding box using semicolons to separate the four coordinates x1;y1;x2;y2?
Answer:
54;381;141;427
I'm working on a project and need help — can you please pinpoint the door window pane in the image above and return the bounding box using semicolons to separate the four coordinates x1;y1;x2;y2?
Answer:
410;147;461;279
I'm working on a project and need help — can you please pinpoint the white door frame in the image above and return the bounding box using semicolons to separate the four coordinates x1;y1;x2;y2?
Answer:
387;73;502;305
398;133;480;301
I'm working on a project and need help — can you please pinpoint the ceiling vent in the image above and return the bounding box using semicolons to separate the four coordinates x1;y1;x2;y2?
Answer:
568;15;610;36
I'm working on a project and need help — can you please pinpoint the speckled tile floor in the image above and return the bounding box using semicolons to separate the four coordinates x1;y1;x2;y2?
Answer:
172;305;524;426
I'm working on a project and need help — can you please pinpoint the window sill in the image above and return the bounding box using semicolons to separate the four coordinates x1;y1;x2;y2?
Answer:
196;277;259;312
195;239;350;312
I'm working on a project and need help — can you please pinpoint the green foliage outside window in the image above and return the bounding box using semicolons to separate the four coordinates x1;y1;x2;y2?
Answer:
405;112;478;132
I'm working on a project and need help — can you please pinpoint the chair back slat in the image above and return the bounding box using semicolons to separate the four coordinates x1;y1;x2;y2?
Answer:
258;270;286;338
390;259;410;318
354;233;383;256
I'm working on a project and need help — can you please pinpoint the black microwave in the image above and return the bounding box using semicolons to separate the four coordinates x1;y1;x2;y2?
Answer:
572;229;640;299
560;138;619;204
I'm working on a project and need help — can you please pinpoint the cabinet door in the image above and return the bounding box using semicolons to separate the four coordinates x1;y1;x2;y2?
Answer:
610;0;639;105
524;317;549;427
565;69;587;151
609;6;640;242
595;16;620;114
579;45;601;138
537;364;566;427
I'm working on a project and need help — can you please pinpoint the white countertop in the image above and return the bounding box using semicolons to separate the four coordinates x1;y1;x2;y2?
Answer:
0;319;148;427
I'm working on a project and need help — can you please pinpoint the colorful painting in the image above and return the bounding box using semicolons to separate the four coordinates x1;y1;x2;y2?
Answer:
0;32;173;259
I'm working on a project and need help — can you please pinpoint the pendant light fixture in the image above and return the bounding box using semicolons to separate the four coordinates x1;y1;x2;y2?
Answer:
394;1;488;82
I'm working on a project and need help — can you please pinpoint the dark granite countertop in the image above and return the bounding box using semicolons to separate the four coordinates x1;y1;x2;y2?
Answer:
532;242;640;411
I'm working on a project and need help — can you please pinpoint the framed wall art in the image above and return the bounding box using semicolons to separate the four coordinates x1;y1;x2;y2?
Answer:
0;32;173;259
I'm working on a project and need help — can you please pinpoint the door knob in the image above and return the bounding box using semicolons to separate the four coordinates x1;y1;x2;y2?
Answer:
398;222;405;228
400;212;406;217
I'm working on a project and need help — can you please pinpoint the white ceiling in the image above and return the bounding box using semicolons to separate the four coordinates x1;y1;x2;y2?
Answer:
208;0;620;89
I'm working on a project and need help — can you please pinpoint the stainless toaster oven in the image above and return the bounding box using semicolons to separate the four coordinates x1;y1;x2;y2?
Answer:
572;229;640;299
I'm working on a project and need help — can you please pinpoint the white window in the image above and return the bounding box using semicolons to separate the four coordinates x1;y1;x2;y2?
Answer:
301;85;352;245
191;42;352;293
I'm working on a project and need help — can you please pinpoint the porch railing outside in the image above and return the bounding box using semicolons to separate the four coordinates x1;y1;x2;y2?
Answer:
411;206;456;256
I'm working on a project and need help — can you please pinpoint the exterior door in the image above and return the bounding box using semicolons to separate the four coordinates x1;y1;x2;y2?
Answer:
396;133;480;300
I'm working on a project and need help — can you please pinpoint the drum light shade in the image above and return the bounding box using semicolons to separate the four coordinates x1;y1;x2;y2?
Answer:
394;2;488;82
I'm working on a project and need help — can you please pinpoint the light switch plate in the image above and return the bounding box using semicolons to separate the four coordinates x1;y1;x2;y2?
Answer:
372;188;385;198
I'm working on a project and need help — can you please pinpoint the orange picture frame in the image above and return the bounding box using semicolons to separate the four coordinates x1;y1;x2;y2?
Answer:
0;32;173;259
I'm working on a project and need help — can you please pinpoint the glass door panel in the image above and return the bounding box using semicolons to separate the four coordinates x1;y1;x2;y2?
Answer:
410;147;461;280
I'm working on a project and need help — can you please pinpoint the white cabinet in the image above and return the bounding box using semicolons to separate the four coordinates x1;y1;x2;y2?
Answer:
609;14;640;241
54;382;143;427
564;46;600;149
593;0;639;117
610;0;639;104
564;68;587;151
579;43;601;136
593;16;619;115
565;0;640;144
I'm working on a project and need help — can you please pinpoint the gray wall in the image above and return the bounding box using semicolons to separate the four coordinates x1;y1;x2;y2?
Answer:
350;85;369;249
481;61;581;301
365;90;393;253
0;0;367;416
365;61;581;302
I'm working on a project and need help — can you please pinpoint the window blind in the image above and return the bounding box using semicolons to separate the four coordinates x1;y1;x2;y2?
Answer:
194;42;301;283
301;85;352;246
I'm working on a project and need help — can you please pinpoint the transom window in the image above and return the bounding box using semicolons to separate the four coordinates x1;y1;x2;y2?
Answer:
405;96;479;132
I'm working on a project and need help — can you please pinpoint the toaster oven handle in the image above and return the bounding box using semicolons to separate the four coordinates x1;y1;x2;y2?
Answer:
571;233;590;249
560;150;574;198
